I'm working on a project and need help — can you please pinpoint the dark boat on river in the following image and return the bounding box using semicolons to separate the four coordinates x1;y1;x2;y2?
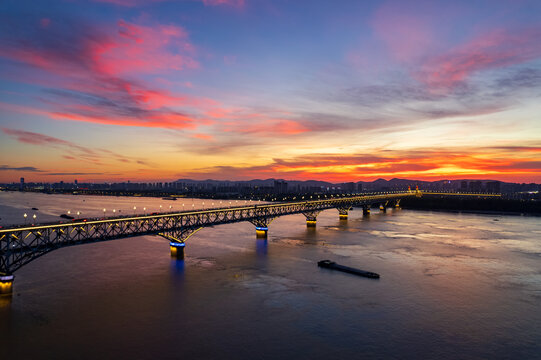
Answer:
60;214;75;220
317;260;380;279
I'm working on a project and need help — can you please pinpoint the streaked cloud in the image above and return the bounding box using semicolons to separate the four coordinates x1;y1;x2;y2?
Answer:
416;27;541;90
0;1;540;183
0;165;43;172
2;128;149;166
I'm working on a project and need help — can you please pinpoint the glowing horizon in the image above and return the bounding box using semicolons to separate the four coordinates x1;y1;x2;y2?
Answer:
1;0;540;183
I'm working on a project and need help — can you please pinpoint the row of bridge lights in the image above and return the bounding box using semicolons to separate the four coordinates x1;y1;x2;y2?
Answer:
116;200;267;216
51;200;262;221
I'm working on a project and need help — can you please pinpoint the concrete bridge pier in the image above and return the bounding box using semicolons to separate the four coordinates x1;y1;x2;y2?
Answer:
302;210;321;227
159;227;202;259
380;201;389;213
362;205;371;216
395;199;401;208
255;226;268;238
337;207;351;220
170;241;186;259
0;275;14;296
251;217;275;238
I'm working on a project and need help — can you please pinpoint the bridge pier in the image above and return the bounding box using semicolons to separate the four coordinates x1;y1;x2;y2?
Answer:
159;227;202;260
170;241;186;259
250;217;275;238
380;201;388;213
363;205;371;216
255;226;268;238
395;199;401;208
0;275;14;296
337;207;350;220
302;210;321;227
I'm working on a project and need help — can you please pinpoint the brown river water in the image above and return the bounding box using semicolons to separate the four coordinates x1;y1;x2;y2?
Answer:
1;192;540;359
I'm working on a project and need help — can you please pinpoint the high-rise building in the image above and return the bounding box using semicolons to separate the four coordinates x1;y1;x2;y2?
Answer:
273;180;288;194
485;181;501;193
19;177;24;191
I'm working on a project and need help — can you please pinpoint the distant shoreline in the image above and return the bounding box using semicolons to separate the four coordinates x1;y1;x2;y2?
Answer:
401;207;540;217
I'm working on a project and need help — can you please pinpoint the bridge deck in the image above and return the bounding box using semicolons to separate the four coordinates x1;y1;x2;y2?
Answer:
0;191;500;276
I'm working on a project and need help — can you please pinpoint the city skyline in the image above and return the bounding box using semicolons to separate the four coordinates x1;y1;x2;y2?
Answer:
1;0;540;183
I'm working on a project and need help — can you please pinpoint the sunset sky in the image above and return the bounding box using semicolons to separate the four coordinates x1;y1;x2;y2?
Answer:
1;0;540;183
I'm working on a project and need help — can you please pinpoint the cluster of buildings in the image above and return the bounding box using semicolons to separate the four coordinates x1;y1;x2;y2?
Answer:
4;177;540;200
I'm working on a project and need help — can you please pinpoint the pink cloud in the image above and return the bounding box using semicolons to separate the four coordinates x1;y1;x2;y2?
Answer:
93;0;165;6
192;133;214;141
40;18;51;28
371;2;434;62
202;0;245;7
94;19;198;76
0;17;214;130
204;107;308;135
417;27;541;89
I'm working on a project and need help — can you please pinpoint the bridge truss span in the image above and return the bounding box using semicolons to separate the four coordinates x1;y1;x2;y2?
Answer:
0;190;499;294
0;192;413;278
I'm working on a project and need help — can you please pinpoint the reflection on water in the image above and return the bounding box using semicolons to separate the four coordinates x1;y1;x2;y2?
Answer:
0;192;540;359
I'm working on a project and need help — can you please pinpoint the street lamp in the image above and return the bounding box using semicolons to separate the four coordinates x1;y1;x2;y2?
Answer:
23;213;27;225
32;214;36;224
113;209;116;215
133;206;136;215
77;211;81;219
103;208;106;217
143;207;147;215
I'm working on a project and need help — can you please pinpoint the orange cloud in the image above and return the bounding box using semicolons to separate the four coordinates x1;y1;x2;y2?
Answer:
183;148;541;183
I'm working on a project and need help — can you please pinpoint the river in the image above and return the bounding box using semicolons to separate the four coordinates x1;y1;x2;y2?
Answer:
1;192;540;359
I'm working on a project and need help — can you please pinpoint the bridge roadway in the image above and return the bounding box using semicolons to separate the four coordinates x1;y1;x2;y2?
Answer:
0;190;500;295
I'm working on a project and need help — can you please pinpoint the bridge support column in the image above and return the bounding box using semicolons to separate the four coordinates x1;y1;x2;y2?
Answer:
395;199;401;208
380;201;388;213
0;275;14;296
305;216;317;227
363;205;371;216
169;242;186;259
159;227;202;259
250;217;275;238
255;226;268;238
302;211;321;227
337;207;350;220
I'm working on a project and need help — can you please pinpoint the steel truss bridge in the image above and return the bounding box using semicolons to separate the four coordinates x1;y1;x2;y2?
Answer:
0;190;500;294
